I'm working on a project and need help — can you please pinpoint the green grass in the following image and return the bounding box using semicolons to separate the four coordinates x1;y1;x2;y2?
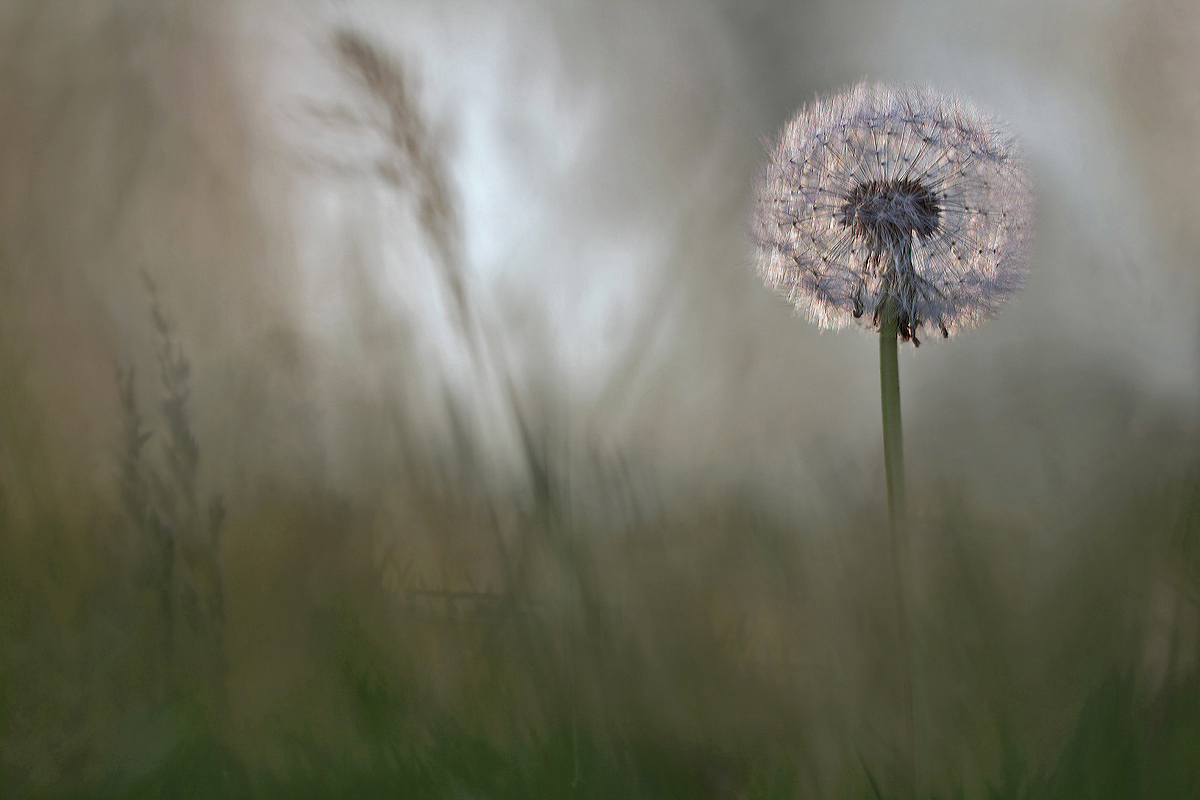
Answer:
8;669;1196;799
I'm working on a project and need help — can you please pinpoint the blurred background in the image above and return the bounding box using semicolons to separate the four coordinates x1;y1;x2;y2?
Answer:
1;0;1198;797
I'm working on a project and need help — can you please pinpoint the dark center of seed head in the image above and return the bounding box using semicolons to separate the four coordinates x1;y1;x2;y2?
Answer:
838;178;940;242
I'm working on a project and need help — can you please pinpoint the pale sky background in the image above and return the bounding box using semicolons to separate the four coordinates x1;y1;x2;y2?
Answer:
1;0;1198;524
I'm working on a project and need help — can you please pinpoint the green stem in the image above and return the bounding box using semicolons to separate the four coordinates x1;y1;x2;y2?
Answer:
879;299;907;544
879;295;918;799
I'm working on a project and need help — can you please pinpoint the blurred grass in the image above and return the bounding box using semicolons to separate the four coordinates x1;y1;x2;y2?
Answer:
2;301;1199;799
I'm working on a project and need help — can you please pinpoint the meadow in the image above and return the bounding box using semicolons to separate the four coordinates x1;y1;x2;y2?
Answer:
2;287;1198;798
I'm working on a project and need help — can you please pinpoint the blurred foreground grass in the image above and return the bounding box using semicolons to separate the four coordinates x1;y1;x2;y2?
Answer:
2;310;1199;799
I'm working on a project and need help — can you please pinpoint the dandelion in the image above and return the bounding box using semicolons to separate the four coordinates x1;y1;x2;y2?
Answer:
753;82;1034;344
752;83;1034;797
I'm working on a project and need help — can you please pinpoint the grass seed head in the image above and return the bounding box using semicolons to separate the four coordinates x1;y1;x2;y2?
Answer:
752;82;1034;344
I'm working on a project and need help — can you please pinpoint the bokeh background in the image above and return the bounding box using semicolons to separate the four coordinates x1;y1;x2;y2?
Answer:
2;0;1198;797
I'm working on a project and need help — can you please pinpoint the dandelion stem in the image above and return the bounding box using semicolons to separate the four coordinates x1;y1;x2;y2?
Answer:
879;293;918;798
879;297;907;559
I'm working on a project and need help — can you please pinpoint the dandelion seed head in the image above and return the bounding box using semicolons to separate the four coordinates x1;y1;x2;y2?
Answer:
752;83;1034;343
